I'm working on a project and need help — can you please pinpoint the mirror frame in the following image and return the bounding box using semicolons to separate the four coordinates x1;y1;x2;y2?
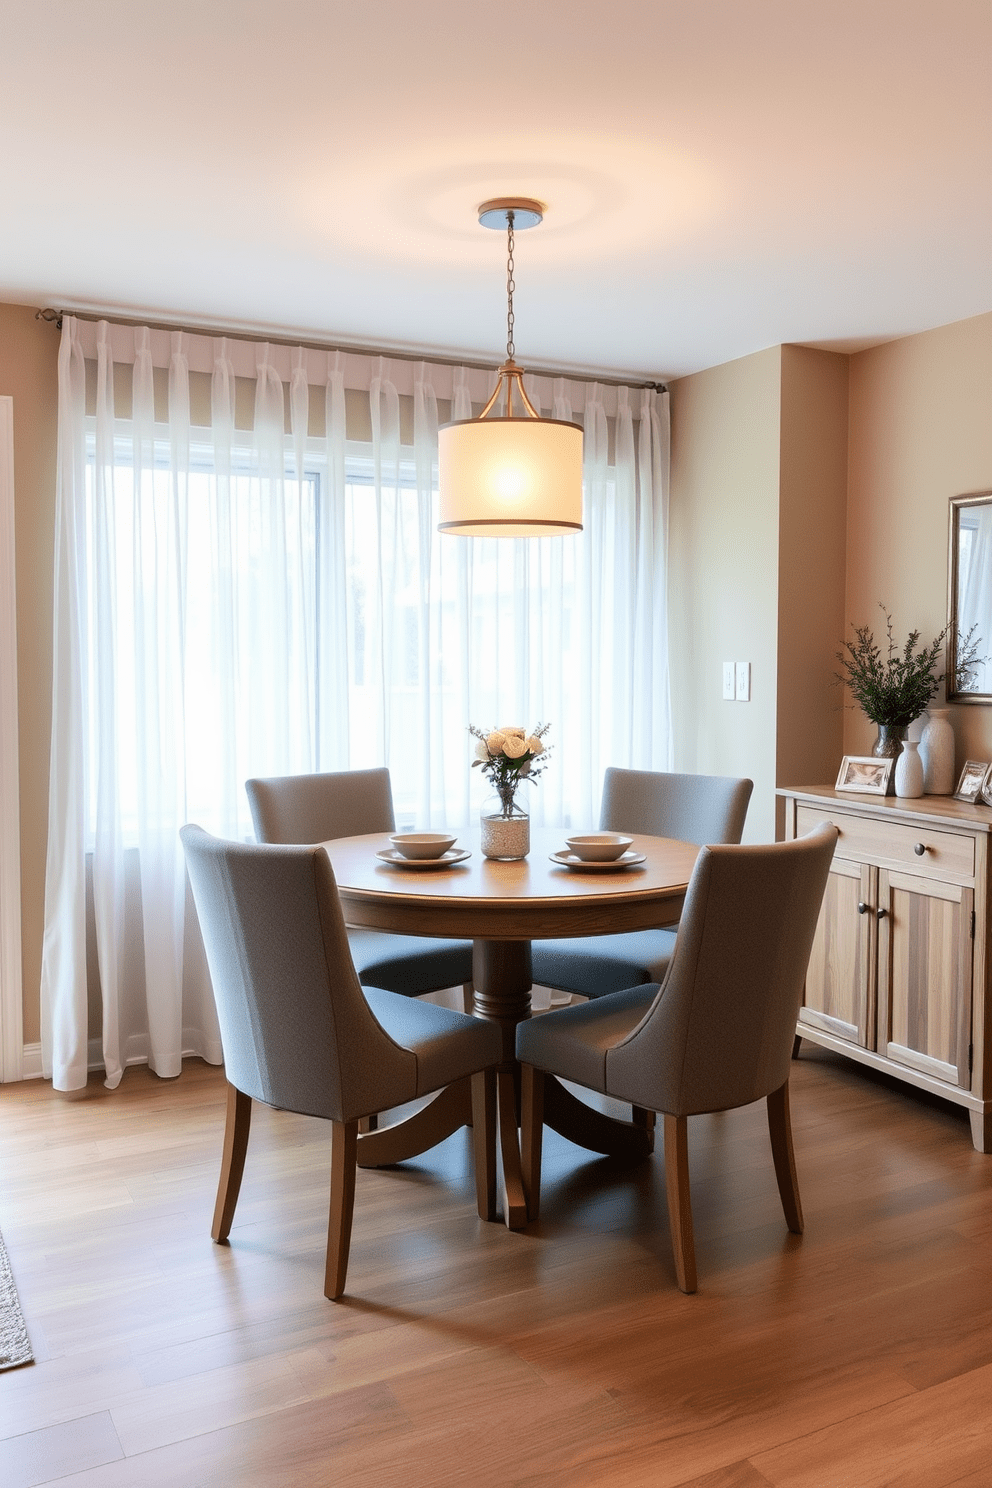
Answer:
947;490;992;704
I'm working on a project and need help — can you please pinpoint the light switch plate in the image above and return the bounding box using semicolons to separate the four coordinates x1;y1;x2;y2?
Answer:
722;662;736;700
735;661;751;701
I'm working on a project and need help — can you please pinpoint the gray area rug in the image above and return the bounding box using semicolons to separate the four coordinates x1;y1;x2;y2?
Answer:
0;1225;32;1369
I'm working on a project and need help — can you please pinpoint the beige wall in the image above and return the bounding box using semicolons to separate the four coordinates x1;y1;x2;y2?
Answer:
0;304;58;1047
668;344;849;842
777;345;849;796
669;346;783;839
845;312;992;764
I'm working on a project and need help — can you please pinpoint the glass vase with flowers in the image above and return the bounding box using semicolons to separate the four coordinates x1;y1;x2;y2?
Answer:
470;723;551;860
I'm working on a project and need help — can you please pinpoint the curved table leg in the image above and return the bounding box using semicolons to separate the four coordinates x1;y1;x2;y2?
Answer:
543;1078;653;1161
356;1078;473;1168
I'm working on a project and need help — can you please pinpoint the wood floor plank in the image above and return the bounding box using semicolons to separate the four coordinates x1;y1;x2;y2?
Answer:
0;1346;143;1439
752;1360;992;1487
0;1412;123;1488
108;1353;313;1457
943;1469;992;1488
22;1385;408;1488
673;1467;775;1488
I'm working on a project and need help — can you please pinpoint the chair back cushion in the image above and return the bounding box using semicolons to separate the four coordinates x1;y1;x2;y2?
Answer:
180;826;416;1120
599;767;752;846
246;768;395;845
606;823;837;1115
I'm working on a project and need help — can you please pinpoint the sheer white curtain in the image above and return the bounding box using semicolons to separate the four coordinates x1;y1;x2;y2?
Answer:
42;316;671;1091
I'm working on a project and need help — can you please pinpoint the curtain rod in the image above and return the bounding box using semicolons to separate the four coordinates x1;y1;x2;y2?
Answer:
34;307;668;395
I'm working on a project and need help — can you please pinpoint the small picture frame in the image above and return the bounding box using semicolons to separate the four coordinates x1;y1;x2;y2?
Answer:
955;759;991;803
835;755;894;795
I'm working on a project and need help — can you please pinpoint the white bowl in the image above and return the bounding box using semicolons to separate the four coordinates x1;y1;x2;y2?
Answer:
389;832;457;860
565;832;633;862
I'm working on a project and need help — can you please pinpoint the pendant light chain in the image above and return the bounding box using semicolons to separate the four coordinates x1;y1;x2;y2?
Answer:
436;196;584;536
505;210;516;362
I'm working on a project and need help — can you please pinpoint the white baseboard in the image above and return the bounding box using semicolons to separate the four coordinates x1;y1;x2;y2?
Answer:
15;1038;223;1085
16;1039;103;1081
20;1043;43;1079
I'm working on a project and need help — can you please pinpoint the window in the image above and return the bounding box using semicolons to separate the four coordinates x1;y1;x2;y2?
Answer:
44;317;671;1089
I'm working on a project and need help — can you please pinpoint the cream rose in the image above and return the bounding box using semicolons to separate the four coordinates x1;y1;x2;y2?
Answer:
502;734;529;759
499;725;526;737
474;738;491;761
486;730;507;753
524;736;543;755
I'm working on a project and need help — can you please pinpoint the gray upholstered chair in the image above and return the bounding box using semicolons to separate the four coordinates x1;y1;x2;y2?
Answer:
517;822;838;1293
181;825;501;1300
531;768;753;999
246;769;474;1007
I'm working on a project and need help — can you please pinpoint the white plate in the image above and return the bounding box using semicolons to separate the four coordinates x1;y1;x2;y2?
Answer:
375;847;471;869
549;849;647;872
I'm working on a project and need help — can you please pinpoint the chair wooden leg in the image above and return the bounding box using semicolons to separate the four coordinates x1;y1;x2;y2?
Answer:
211;1083;252;1243
325;1119;359;1301
461;981;474;1012
663;1113;697;1294
471;1069;498;1221
520;1063;545;1223
767;1080;804;1234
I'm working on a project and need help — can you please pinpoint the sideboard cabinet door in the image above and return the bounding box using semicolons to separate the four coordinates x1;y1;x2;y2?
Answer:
799;857;874;1049
877;870;974;1088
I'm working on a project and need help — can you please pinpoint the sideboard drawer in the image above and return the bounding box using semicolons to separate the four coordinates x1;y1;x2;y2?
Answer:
796;805;976;879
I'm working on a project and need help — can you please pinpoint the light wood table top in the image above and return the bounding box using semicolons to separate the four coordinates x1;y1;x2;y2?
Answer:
322;826;700;941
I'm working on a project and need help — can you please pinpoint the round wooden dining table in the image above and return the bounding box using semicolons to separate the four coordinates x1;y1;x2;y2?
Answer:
322;826;700;1228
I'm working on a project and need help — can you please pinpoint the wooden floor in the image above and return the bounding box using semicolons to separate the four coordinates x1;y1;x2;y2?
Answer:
2;1044;992;1487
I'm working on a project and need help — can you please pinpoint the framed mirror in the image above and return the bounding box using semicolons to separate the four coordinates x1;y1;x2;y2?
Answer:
948;492;992;703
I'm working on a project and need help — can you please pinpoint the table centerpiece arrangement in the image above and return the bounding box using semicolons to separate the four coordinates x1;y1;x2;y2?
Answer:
470;723;551;860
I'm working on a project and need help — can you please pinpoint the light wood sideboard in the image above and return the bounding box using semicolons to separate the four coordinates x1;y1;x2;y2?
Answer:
779;785;992;1152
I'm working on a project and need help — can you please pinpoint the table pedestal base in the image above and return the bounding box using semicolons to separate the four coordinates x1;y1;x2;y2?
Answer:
473;940;532;1228
358;938;653;1227
474;939;652;1227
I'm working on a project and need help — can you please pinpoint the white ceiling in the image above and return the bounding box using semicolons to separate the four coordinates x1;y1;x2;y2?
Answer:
2;0;990;379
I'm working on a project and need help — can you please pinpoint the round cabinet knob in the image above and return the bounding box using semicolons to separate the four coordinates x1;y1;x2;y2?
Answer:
877;907;888;919
914;842;928;856
858;902;869;915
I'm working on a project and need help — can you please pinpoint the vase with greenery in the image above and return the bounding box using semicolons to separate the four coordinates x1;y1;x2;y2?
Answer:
470;723;551;860
835;606;982;760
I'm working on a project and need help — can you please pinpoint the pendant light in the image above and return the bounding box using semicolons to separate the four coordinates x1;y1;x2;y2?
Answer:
437;198;584;537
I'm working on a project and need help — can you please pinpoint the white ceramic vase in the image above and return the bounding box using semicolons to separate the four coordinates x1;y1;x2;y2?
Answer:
894;738;924;798
480;793;530;860
919;707;955;795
